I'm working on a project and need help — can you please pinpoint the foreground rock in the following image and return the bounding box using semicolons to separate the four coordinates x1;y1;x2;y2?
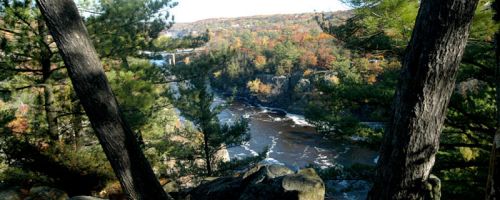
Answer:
69;196;107;200
27;186;68;200
0;186;71;200
183;164;325;200
0;187;23;200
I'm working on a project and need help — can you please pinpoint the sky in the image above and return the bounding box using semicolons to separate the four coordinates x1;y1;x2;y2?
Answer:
170;0;349;23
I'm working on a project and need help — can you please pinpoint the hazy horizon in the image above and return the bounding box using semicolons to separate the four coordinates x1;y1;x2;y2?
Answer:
171;0;349;23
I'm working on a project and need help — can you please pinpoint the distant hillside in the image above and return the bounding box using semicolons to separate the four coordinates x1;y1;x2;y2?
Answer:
165;11;351;38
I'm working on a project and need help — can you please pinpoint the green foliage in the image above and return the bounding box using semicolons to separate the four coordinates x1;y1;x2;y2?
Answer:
1;0;181;193
83;0;177;59
306;57;398;142
317;0;418;54
107;58;177;134
169;54;251;175
272;41;301;75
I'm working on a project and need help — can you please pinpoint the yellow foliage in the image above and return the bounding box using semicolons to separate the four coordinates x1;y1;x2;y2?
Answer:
213;70;222;78
459;147;479;162
233;37;242;49
183;57;191;64
247;79;261;93
329;75;340;85
247;79;272;95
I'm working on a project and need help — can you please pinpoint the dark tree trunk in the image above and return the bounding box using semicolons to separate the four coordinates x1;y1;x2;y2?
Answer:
70;97;83;150
368;0;479;199
486;1;500;199
203;133;213;176
35;1;170;199
199;87;213;176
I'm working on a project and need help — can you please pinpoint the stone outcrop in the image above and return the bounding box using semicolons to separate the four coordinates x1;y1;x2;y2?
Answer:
0;187;22;200
26;186;68;200
183;164;325;200
69;196;106;200
0;186;69;200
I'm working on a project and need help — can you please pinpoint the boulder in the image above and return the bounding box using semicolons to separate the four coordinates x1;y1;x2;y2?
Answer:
163;181;180;193
27;186;68;200
185;164;324;200
69;196;106;200
282;168;325;200
0;187;23;200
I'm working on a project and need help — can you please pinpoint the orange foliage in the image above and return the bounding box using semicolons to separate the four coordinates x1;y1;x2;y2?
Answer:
303;69;314;76
317;47;336;69
318;32;333;40
7;104;30;135
367;75;377;84
299;51;318;67
254;55;267;69
7;117;29;135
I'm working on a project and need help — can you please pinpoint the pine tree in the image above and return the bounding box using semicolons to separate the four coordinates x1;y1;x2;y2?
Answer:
171;55;250;176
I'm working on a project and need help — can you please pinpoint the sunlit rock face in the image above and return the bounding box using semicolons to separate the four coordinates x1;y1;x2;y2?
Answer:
183;164;325;200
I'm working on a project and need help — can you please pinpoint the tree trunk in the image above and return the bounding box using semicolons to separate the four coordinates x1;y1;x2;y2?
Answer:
38;19;59;141
199;85;213;176
368;0;479;199
203;133;213;176
35;1;170;199
486;1;500;198
43;84;59;141
70;97;83;150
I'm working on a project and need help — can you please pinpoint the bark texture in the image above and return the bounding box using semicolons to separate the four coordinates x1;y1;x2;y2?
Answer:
35;0;170;199
486;1;500;199
43;84;59;141
368;0;479;199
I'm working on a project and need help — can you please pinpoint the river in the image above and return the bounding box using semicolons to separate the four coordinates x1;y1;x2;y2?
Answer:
215;97;378;199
